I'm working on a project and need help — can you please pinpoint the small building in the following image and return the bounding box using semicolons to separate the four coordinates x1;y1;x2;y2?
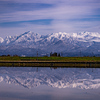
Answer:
50;52;60;57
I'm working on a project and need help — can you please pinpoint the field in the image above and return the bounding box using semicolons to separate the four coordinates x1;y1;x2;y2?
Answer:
0;56;100;62
0;56;100;67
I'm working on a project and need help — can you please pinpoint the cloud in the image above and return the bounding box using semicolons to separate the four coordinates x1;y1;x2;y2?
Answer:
0;0;100;37
0;4;97;22
0;21;100;39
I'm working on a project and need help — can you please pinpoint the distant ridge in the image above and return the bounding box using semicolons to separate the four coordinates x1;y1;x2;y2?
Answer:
0;31;100;56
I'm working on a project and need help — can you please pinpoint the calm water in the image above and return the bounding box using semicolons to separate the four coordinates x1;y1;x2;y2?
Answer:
0;67;100;100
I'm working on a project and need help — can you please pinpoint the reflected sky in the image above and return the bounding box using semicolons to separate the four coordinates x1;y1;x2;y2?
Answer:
0;67;100;100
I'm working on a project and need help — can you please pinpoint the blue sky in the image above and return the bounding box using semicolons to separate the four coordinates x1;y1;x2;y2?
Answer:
0;0;100;38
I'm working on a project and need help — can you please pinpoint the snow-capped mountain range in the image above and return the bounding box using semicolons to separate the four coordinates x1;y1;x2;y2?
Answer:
0;31;100;56
0;67;100;89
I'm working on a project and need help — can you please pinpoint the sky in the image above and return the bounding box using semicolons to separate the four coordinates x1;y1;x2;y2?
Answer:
0;0;100;38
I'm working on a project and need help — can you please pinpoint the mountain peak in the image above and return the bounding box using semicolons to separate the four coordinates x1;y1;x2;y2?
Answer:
21;31;39;36
48;32;70;40
14;31;42;43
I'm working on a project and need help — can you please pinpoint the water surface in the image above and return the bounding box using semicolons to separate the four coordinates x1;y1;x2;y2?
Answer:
0;67;100;100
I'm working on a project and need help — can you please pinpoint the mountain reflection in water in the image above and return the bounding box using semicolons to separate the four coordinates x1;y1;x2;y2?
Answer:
0;67;100;89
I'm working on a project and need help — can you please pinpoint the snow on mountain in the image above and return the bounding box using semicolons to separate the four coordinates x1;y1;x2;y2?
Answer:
2;31;100;45
46;32;70;41
14;31;42;43
3;35;17;44
0;68;100;89
44;31;100;42
0;37;4;43
0;31;100;56
3;31;42;45
72;32;100;42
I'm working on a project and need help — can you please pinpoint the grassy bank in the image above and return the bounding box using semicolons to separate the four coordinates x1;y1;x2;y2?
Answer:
0;56;100;67
0;56;100;62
